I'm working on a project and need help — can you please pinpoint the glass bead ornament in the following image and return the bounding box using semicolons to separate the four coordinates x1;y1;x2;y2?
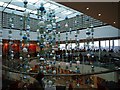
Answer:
52;50;55;53
27;54;30;58
19;56;23;60
26;30;30;35
77;39;79;42
40;66;43;69
38;20;45;29
8;34;12;38
9;41;13;45
22;33;27;40
23;0;28;7
76;60;80;64
43;70;47;74
37;29;39;34
20;17;23;21
90;24;94;28
57;24;61;28
50;53;53;56
40;44;44;49
77;83;80;87
11;51;14;53
9;18;12;22
22;47;28;52
20;31;22;36
87;53;90;58
49;64;51;68
53;56;56;60
46;24;52;31
9;29;12;34
11;54;14;57
52;23;56;29
91;65;94;68
11;24;14;28
86;28;91;36
40;57;45;61
23;75;27;79
37;54;40;57
65;23;68;28
66;52;68;57
37;42;40;45
53;70;56;74
39;3;45;12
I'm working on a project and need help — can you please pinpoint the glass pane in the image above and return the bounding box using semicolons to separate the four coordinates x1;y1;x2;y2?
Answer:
114;39;119;46
94;41;99;49
80;43;84;49
101;40;105;49
60;44;65;50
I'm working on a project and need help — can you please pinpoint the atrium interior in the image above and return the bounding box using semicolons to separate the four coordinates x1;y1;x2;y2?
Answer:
0;0;120;90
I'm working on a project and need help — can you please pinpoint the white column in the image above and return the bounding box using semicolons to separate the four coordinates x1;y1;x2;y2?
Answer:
99;40;101;60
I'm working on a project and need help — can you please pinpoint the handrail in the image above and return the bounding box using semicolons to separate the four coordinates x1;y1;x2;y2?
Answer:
2;65;120;77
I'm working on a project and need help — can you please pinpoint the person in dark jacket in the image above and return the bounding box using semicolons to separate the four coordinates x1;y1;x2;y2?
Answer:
35;71;44;89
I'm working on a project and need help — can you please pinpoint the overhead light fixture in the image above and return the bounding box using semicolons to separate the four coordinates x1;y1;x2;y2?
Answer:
113;22;116;24
98;13;101;16
86;7;89;10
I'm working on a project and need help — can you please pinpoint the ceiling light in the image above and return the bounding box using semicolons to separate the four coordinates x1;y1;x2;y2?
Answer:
86;7;89;10
113;22;116;24
98;13;101;16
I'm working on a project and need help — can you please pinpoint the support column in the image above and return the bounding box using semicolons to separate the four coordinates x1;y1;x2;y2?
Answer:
98;40;101;60
84;41;85;50
105;40;106;49
112;39;114;50
109;39;111;51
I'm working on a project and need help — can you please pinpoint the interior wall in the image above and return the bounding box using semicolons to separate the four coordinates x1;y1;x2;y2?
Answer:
58;25;120;41
2;29;38;40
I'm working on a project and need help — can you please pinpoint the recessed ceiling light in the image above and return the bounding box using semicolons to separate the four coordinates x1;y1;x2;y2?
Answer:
98;13;101;16
86;7;89;10
113;22;116;24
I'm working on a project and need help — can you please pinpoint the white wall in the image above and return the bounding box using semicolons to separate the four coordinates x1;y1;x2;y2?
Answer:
59;25;120;41
2;29;38;40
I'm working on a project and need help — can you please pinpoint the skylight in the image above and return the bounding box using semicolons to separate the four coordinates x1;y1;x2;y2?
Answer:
28;0;39;4
65;11;73;15
44;3;51;8
0;1;4;6
0;0;82;22
49;4;58;9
